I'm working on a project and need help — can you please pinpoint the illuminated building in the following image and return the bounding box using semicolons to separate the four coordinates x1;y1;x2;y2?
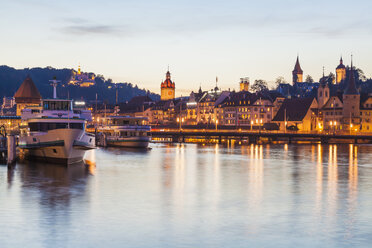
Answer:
160;70;175;101
240;77;250;91
220;92;274;127
272;97;318;131
69;65;95;87
335;57;346;84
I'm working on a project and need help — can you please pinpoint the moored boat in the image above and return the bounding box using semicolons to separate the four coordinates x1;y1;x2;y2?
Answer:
19;99;95;164
97;116;151;148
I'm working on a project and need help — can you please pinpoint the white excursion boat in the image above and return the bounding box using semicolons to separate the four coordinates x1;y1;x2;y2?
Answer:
19;99;95;164
97;116;151;148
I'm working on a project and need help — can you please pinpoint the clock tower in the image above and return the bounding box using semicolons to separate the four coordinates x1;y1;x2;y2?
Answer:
161;70;175;100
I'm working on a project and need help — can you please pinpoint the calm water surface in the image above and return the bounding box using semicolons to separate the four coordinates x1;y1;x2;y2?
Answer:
1;143;372;248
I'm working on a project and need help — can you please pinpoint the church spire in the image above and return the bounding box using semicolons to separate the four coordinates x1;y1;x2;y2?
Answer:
344;55;358;95
292;55;303;84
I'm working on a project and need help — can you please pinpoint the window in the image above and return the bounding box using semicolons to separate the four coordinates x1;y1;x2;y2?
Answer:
29;122;84;132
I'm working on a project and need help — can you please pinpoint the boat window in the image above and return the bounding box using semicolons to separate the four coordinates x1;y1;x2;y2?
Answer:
29;122;84;131
43;101;71;111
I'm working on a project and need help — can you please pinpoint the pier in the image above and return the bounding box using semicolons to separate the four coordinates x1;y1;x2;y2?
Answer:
151;129;372;144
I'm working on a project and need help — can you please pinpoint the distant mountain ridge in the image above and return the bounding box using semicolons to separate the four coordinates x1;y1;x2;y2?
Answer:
0;65;160;104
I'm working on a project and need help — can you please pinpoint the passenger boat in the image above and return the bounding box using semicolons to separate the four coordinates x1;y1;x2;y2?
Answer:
19;99;95;164
97;116;151;148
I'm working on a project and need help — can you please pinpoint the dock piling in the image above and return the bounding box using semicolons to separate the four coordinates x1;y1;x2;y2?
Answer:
7;135;16;165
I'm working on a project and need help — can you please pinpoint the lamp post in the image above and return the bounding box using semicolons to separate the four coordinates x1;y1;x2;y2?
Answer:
215;119;218;131
251;120;253;132
255;119;258;132
177;117;183;131
350;123;353;135
260;119;263;134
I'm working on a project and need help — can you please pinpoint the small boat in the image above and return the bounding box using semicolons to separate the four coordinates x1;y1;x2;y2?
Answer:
97;116;151;148
19;99;95;164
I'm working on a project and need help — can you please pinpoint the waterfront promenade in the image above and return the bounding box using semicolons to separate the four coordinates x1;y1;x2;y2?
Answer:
151;129;372;143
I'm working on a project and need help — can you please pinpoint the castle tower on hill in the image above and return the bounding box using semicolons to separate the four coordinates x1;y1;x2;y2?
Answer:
292;56;303;85
336;57;346;84
160;70;175;101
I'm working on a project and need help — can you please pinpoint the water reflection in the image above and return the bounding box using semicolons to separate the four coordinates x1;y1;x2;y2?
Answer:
1;143;371;248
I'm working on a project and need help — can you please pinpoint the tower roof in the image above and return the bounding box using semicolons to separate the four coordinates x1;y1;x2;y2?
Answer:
344;60;359;95
14;75;42;103
336;56;346;69
293;56;303;73
161;70;175;89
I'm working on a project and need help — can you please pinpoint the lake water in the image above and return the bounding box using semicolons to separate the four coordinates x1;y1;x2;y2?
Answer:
1;143;372;248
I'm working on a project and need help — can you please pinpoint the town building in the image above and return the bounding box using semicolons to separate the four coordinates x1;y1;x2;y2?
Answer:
118;95;155;117
219;91;274;128
196;86;229;125
321;61;361;132
272;97;318;132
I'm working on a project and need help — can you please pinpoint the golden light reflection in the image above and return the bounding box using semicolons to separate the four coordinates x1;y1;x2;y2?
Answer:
348;144;358;193
174;143;185;190
327;144;338;221
248;144;264;208
315;144;323;214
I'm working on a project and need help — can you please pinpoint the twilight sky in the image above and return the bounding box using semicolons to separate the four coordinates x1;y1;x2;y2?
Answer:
1;0;372;96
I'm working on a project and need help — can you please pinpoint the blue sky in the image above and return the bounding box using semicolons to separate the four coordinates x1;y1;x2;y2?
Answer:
1;0;372;95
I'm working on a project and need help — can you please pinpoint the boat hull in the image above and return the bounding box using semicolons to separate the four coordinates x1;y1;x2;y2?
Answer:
106;136;150;148
19;129;95;164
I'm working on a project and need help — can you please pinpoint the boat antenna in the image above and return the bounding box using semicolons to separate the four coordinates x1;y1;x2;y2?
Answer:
49;77;61;99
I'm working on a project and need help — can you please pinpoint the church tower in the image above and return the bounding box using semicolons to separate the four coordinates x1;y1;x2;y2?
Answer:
317;72;330;108
342;59;360;130
239;77;249;91
292;56;303;85
160;70;175;101
336;57;346;84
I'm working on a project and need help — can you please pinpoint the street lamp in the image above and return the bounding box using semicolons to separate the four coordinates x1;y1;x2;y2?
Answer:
350;123;353;135
215;119;218;131
177;117;181;130
250;120;253;132
259;119;263;133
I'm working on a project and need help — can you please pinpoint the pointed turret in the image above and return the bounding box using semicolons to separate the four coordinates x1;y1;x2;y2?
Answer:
14;75;42;116
292;56;303;84
14;75;42;102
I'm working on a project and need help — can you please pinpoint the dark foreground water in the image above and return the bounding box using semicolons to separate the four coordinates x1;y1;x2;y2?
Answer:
1;143;372;248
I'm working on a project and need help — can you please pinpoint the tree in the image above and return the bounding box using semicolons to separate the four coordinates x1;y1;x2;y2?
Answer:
275;76;287;87
327;72;335;84
305;75;314;83
251;79;268;92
